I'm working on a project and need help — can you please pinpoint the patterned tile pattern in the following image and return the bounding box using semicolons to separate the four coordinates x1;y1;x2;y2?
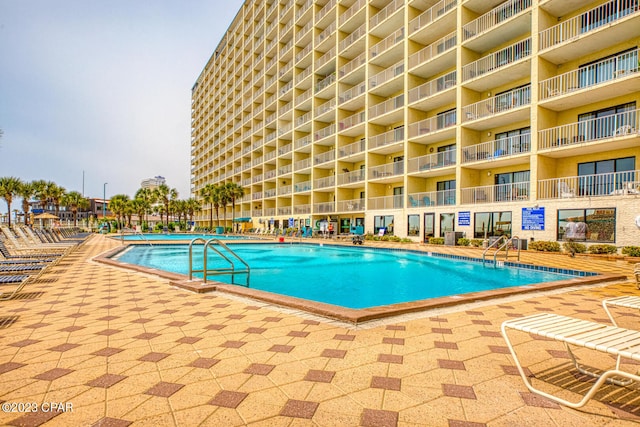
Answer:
0;235;639;426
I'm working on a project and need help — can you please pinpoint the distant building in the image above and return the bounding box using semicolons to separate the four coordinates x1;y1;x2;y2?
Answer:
141;176;166;191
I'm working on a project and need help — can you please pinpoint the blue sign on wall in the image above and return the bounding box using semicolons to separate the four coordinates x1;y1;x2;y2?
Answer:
458;211;471;226
522;207;545;231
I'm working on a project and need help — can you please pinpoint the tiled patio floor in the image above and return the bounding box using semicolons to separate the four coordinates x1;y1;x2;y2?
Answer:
1;235;639;426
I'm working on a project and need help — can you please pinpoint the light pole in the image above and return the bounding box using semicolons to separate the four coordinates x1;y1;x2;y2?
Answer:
103;182;108;222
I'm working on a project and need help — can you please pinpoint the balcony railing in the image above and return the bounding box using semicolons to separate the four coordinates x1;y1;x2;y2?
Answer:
337;170;365;185
368;195;404;210
461;182;530;205
407;150;455;173
339;83;366;104
408;32;456;69
338;139;366;158
408;112;456;137
538;170;640;200
338;198;365;212
369;162;404;179
339;111;366;130
461;134;530;163
370;61;404;89
278;164;292;175
462;85;531;121
314;201;335;213
338;52;366;78
339;0;366;26
315;98;336;116
370;27;404;58
408;189;456;207
409;0;457;34
314;149;336;165
538;108;639;150
315;72;336;93
370;0;404;28
540;48;639;99
314;124;336;141
315;46;336;69
540;0;640;50
277;206;292;215
316;0;336;23
294;158;311;170
314;175;335;189
369;127;404;150
339;23;366;51
408;71;456;104
462;0;532;41
294;204;311;214
462;38;531;81
295;135;312;150
369;94;404;119
294;181;311;192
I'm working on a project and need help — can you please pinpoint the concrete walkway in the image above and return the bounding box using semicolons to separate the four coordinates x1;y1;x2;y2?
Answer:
1;235;638;426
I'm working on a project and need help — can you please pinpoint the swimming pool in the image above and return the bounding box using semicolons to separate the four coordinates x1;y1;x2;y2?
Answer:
117;233;253;241
113;243;583;309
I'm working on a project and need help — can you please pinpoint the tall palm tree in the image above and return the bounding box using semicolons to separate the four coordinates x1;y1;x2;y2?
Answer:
0;176;23;227
32;179;49;214
108;194;129;230
219;184;231;231
224;182;245;233
62;191;89;227
154;184;178;226
17;181;35;226
199;183;220;230
47;182;66;218
185;197;201;228
134;187;154;225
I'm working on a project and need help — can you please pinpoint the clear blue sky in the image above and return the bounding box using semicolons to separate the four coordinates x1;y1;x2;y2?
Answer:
0;0;243;201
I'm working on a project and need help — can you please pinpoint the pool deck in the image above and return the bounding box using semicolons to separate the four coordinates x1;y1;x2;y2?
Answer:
1;234;639;426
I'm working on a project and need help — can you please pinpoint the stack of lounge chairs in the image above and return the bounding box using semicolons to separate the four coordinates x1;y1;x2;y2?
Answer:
0;225;90;300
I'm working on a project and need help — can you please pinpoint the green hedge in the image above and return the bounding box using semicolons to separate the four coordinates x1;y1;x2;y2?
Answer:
622;246;640;257
428;237;445;245
588;244;617;254
562;241;587;254
528;241;561;252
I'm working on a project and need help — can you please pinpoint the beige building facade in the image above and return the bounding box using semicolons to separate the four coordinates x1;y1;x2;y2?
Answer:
191;0;640;248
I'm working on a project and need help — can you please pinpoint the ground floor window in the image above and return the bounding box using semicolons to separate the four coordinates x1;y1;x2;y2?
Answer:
558;208;616;242
423;213;435;242
374;215;394;235
474;211;512;238
439;213;455;237
407;214;419;236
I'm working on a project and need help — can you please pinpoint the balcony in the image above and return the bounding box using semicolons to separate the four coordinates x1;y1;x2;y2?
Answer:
461;182;530;205
369;61;404;97
409;0;457;44
368;195;404;210
369;162;404;182
462;134;530;167
294;181;311;192
295;135;312;151
539;49;640;111
369;127;404;154
538;171;640;200
338;82;366;107
337;169;365;186
408;32;456;78
314;124;336;144
338;139;366;161
338;52;366;84
314;175;335;190
462;0;532;52
407;113;456;144
339;0;366;28
539;0;640;64
407;151;456;176
408;189;456;207
370;27;404;67
368;94;404;125
462;85;531;130
337;198;365;212
293;204;311;215
313;149;336;166
294;158;311;172
538;108;640;154
462;38;531;91
408;71;456;111
278;206;292;216
339;23;366;54
338;111;366;136
369;0;404;37
314;201;335;213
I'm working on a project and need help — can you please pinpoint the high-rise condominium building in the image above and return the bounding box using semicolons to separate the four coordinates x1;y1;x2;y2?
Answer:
191;0;640;247
140;176;166;191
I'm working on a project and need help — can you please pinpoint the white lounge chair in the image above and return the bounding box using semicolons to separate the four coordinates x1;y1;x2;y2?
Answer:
558;182;575;198
603;294;640;326
501;313;640;408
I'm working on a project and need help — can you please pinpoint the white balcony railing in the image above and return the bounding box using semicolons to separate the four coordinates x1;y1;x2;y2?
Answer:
408;71;456;104
294;181;312;192
370;27;404;58
369;127;404;150
408;189;456;207
462;0;532;41
337;198;365;212
409;0;457;34
407;150;455;173
338;139;366;158
314;124;336;141
461;182;530;205
538;170;640;200
339;23;366;52
337;170;366;185
294;204;311;214
462;38;531;81
408;32;456;69
408;112;456;138
314;201;335;213
540;48;639;99
339;83;366;104
370;61;404;89
339;111;366;131
339;0;366;26
462;85;531;121
368;195;404;210
314;149;336;165
540;0;640;50
461;134;531;163
538;108;640;150
369;94;404;118
338;52;366;78
369;162;404;179
370;0;404;29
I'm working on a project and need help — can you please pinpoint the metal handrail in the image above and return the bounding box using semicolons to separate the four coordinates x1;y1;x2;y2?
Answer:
120;228;152;246
188;238;250;286
483;235;521;267
482;235;505;266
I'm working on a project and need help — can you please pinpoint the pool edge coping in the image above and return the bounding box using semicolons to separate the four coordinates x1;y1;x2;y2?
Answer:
94;244;627;324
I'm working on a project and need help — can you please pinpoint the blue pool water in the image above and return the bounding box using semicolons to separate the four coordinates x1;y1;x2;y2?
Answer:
114;244;575;309
118;233;251;241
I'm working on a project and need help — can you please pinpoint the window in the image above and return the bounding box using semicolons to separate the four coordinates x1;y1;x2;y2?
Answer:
578;102;636;141
393;186;403;208
474;211;512;239
374;215;394;234
494;170;530;201
407;214;419;236
437;144;456;165
439;213;455;237
578;48;638;87
437;180;456;205
577;156;636;196
558;208;616;242
423;213;435;241
436;108;456;129
580;1;638;33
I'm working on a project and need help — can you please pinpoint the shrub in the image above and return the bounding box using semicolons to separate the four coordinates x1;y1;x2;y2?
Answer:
428;237;445;245
622;246;640;257
528;241;561;252
401;238;413;243
457;238;470;246
588;244;617;255
469;239;484;247
562;241;587;254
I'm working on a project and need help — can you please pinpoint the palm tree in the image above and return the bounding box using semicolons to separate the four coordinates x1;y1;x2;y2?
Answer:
62;191;89;227
32;179;49;214
224;182;245;233
154;184;178;226
219;185;231;231
0;176;23;227
199;183;221;230
47;182;66;218
108;194;130;230
17;181;35;226
185;197;201;229
134;187;154;225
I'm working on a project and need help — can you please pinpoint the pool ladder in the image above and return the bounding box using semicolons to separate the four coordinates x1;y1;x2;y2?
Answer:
120;228;152;246
482;235;521;267
188;238;250;286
